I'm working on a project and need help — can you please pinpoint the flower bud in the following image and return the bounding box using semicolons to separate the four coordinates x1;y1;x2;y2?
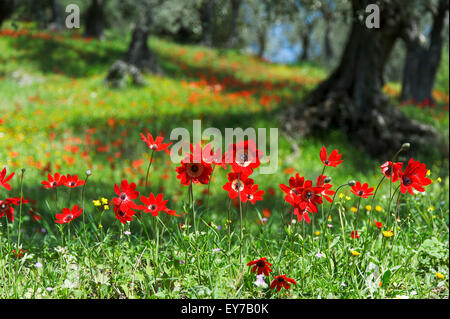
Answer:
324;176;332;184
401;143;410;151
21;168;26;173
86;169;92;176
348;180;356;186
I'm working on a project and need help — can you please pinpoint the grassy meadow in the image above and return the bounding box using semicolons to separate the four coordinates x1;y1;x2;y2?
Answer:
0;23;449;299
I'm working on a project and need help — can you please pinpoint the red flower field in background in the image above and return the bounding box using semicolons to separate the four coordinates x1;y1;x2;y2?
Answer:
55;204;83;224
270;275;297;291
350;182;374;198
320;146;343;167
247;257;273;276
0;167;15;191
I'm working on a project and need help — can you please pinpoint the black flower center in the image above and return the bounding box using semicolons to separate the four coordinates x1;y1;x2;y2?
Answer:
402;176;412;186
256;260;265;267
191;164;199;172
358;190;364;196
120;193;127;200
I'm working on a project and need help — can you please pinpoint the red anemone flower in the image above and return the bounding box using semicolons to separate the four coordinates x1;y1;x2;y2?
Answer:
373;220;383;229
279;173;305;203
55;204;83;224
202;143;227;168
0;167;15;191
223;172;254;202
290;180;324;213
140;132;172;154
316;175;335;203
63;174;85;188
320;146;343;167
176;144;213;186
41;172;65;189
247;257;273;276
270;275;297;292
224;140;262;175
351;230;360;239
112;179;139;223
380;161;403;183
350;182;374;198
243;184;264;204
399;158;431;195
0;197;29;222
293;207;311;224
138;193;179;217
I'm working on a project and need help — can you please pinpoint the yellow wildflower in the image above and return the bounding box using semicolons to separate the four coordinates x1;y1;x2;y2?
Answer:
104;205;109;210
375;205;383;212
345;196;351;201
93;200;101;206
350;206;358;213
436;272;445;279
101;197;109;205
428;205;435;212
315;231;320;236
339;193;345;199
382;230;394;238
437;177;442;183
328;215;332;222
365;205;372;211
426;169;431;176
350;250;360;256
98;224;103;229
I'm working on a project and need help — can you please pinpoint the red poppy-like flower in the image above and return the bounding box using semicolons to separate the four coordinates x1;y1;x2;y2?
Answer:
223;172;254;202
351;230;360;239
55;204;83;224
63;174;85;188
373;220;383;229
202;143;227;168
176;144;213;186
224;140;262;175
138;193;179;217
12;248;27;259
399;158;431;195
112;180;139;222
380;161;403;183
0;167;15;191
350;182;374;198
243;184;264;204
279;173;305;203
247;257;273;276
41;172;65;189
0;197;29;222
290;180;324;213
293;207;311;223
270;275;297;292
140;132;172;154
316;175;335;203
320;146;343;167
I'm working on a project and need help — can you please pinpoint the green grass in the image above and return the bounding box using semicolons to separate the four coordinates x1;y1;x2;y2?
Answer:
0;25;448;299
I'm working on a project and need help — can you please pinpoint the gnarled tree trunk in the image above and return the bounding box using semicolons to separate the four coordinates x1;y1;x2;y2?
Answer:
125;7;160;74
283;0;444;159
226;0;241;48
400;0;449;104
84;0;105;40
